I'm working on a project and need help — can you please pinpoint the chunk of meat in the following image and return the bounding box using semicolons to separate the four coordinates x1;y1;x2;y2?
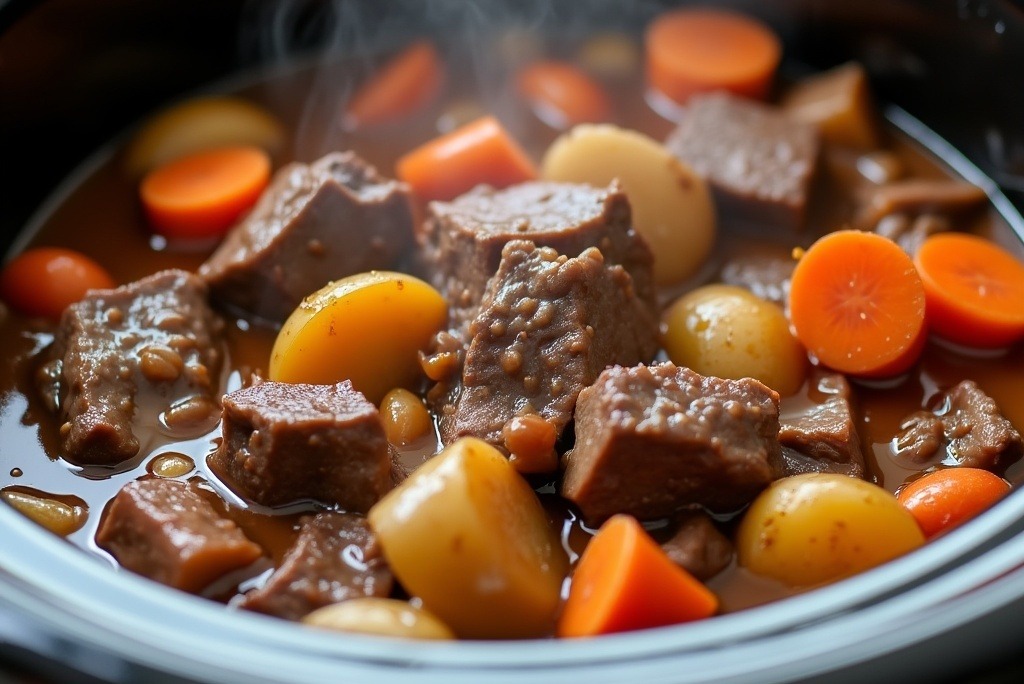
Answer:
874;213;952;256
47;269;224;465
779;374;864;478
665;92;820;233
719;245;795;305
96;479;261;593
659;510;733;581
562;362;782;523
421;181;655;332
428;241;659;450
945;381;1022;470
210;380;390;510
239;512;392;620
199;151;415;323
857;179;986;230
892;380;1022;471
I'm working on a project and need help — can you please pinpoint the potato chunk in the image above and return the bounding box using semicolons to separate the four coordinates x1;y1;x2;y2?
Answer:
368;437;568;638
270;272;447;405
737;473;924;587
782;62;879;149
542;124;716;285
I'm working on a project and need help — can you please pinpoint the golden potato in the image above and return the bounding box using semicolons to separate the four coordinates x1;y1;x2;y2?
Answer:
541;124;716;284
368;437;568;639
303;598;454;640
663;284;806;396
124;96;284;176
270;272;447;405
736;473;925;587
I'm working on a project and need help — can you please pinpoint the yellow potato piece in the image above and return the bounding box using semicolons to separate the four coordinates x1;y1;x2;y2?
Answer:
368;437;568;639
542;124;716;284
782;62;880;150
270;272;447;405
303;598;455;640
663;284;806;397
737;473;925;588
124;96;284;176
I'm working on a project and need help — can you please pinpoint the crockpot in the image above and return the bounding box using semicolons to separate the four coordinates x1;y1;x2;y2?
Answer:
3;1;1024;682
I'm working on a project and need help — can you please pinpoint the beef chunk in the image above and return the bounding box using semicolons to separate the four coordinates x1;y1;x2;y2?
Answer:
660;511;733;581
48;270;224;466
779;374;864;478
719;245;795;305
239;512;392;620
421;181;655;332
96;479;261;593
665;93;820;233
893;411;945;464
562;363;782;523
857;180;986;230
199;151;415;323
210;380;390;510
893;380;1022;471
429;241;659;449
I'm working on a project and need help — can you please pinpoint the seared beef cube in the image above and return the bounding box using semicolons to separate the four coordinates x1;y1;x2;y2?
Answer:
50;270;224;466
944;381;1022;470
431;241;659;449
779;374;864;478
660;511;733;581
665;93;819;233
199;151;415;323
893;381;1022;471
893;411;946;464
857;180;986;230
875;213;952;256
239;512;392;620
210;380;390;510
719;245;795;305
422;181;655;331
562;363;782;523
96;479;261;593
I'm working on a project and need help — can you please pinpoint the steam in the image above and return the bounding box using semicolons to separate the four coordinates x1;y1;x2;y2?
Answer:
234;0;671;161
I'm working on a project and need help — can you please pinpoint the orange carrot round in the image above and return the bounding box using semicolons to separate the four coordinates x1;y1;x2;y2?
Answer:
898;468;1010;538
0;247;115;321
345;40;444;129
645;8;781;105
914;232;1024;348
516;60;611;128
395;116;537;202
789;230;926;377
140;146;270;239
557;514;718;638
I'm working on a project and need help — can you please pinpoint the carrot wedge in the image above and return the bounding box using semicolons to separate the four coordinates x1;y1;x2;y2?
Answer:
789;230;926;377
345;40;444;129
557;515;718;638
645;8;781;105
914;233;1024;348
395;116;537;202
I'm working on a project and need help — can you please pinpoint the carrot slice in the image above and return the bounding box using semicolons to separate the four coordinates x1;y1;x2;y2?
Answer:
344;40;444;129
789;230;926;377
645;8;781;105
898;468;1010;539
516;60;611;128
395;116;537;202
913;233;1024;348
0;247;115;321
140;146;271;240
557;515;718;638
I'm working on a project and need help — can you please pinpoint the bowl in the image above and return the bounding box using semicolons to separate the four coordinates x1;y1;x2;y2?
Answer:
3;1;1024;682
